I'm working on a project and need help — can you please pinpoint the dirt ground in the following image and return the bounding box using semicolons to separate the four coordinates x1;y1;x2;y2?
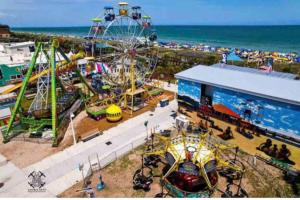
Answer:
179;106;300;170
0;135;59;168
0;90;174;169
59;138;295;198
75;90;174;138
59;147;161;198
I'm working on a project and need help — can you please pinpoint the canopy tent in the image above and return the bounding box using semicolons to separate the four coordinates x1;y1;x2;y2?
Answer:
213;104;241;119
227;51;243;62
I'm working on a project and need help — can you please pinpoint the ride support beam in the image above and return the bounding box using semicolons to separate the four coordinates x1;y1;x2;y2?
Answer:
42;48;50;61
58;47;71;63
3;43;42;142
75;69;96;95
130;57;136;115
50;43;58;146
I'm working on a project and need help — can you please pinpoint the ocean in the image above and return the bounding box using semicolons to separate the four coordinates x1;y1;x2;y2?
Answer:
12;25;300;53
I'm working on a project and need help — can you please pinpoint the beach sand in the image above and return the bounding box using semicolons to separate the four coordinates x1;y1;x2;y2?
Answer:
180;107;300;170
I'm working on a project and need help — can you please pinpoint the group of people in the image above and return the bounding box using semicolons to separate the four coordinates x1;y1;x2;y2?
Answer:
257;139;293;164
236;126;256;139
220;126;233;140
197;113;295;165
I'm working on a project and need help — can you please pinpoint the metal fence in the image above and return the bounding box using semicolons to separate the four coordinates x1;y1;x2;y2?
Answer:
83;134;147;182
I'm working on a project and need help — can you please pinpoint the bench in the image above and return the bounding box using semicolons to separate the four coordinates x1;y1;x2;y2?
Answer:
81;129;103;142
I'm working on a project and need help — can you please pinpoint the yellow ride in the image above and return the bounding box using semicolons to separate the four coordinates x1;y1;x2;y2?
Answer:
140;132;245;197
106;104;122;122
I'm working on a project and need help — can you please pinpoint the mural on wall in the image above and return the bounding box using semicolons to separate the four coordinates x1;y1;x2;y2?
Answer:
178;79;201;108
213;87;300;138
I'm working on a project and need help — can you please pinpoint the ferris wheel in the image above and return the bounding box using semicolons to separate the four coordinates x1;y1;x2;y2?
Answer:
87;2;158;89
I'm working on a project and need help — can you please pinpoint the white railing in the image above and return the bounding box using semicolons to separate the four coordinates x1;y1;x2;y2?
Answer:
82;132;149;183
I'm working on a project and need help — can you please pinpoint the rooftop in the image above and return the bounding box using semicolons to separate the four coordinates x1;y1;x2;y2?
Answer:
0;24;9;28
0;24;10;34
5;41;34;49
0;42;73;66
211;63;297;80
175;64;300;106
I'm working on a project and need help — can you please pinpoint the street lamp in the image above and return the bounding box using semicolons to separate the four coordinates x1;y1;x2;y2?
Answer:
70;112;76;145
144;120;148;141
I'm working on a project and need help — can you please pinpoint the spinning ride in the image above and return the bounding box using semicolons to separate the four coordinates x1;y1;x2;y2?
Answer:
106;104;122;122
133;130;247;198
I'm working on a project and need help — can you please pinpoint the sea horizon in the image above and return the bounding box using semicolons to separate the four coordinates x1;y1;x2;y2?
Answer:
12;25;300;53
11;24;300;28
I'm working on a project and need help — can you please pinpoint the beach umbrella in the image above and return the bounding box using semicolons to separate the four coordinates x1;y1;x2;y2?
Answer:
227;51;243;62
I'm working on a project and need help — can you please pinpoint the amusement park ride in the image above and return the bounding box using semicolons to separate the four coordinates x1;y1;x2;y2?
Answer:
133;128;248;198
85;1;159;115
2;40;86;146
1;2;160;146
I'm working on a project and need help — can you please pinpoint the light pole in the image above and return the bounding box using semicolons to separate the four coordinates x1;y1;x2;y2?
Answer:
144;120;148;141
70;113;76;145
78;163;85;186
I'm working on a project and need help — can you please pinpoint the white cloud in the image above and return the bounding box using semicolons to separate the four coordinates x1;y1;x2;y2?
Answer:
0;12;15;18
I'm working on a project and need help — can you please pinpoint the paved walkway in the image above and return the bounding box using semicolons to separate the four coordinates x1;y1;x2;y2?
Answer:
0;100;177;197
151;79;178;94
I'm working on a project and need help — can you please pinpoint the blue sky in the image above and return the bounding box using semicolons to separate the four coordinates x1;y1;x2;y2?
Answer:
0;0;300;27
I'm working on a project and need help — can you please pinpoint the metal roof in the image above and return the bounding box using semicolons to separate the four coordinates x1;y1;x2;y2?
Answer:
211;63;297;80
175;64;300;106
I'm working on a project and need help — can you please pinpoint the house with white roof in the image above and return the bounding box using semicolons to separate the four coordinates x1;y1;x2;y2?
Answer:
0;41;35;86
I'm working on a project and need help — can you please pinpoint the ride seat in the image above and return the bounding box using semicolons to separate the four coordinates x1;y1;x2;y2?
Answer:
105;14;115;21
143;22;151;28
119;9;128;16
132;13;141;20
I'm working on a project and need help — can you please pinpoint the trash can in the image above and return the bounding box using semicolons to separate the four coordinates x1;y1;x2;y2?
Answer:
160;98;169;107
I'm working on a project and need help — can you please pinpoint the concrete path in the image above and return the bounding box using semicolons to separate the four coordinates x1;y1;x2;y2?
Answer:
0;100;177;197
149;79;178;94
157;80;178;93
